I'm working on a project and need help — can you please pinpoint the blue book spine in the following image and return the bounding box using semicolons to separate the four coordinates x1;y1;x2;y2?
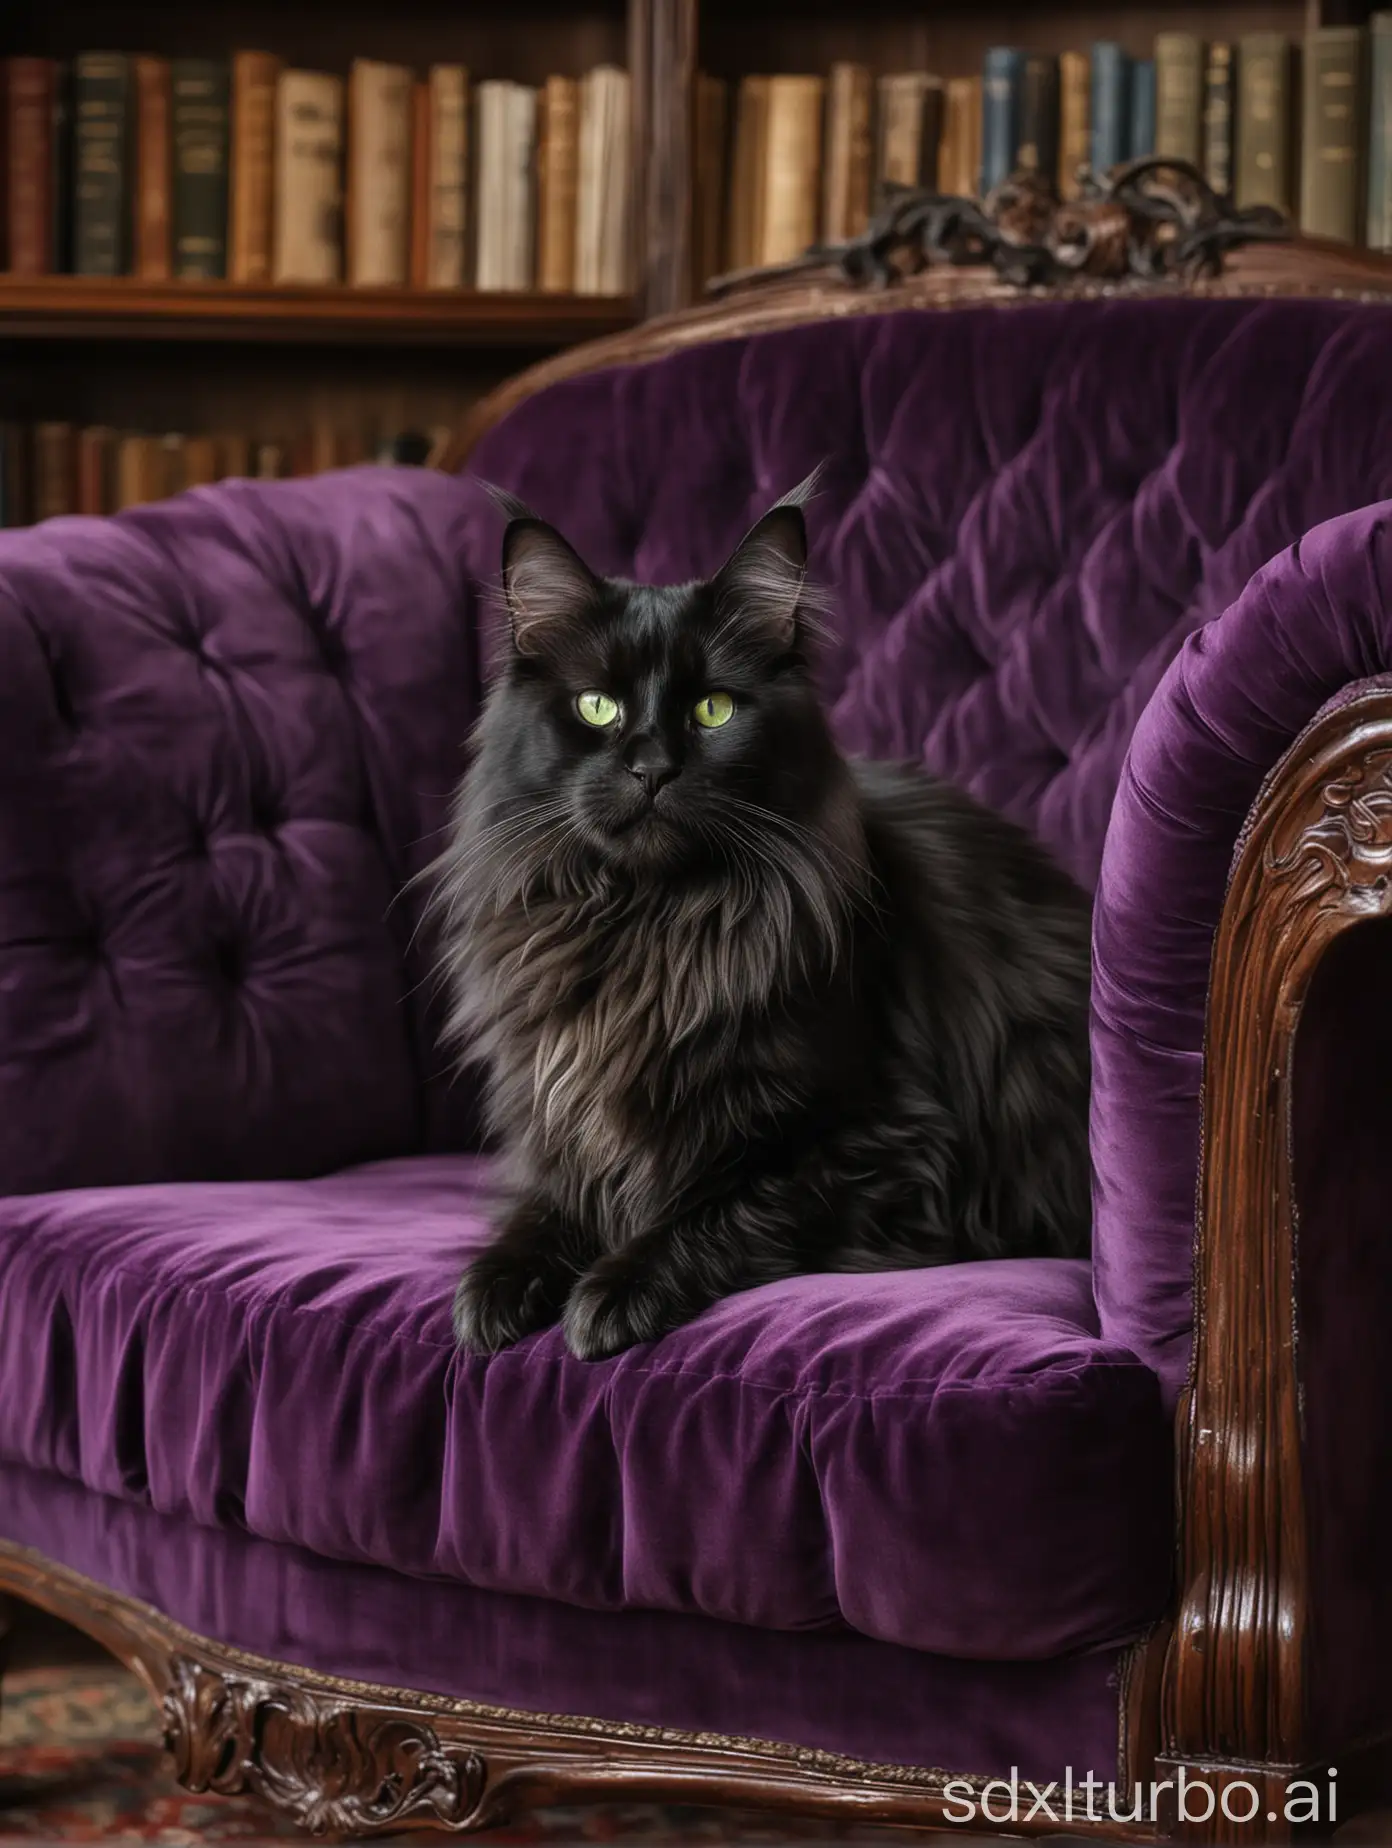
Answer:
1369;14;1392;250
1090;41;1131;173
981;47;1025;193
1128;59;1156;159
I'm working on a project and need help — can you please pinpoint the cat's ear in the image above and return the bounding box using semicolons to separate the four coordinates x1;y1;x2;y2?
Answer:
712;469;822;649
500;517;602;657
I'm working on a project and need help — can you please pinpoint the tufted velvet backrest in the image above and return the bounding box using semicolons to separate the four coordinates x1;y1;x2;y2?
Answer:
468;294;1392;890
3;295;1392;1216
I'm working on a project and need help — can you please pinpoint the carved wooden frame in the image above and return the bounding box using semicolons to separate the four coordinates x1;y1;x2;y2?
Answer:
6;247;1392;1841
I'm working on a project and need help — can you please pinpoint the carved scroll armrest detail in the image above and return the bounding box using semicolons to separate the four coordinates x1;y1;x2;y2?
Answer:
1165;698;1392;1769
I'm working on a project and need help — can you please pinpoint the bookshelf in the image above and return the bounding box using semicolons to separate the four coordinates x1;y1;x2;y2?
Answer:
644;0;1392;313
0;0;649;516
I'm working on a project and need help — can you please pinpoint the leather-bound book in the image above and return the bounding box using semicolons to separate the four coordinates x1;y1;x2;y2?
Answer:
1017;56;1059;180
33;423;75;521
726;75;768;271
272;71;343;283
1057;51;1089;196
183;435;219;486
133;56;172;280
410;80;430;288
822;63;870;243
5;59;58;274
876;73;943;193
1203;43;1235;195
759;74;823;265
1300;26;1366;244
537;75;579;291
76;426;116;514
1237;34;1293;211
941;76;982;197
1155;32;1203;164
171;60;229;278
229;51;279;283
347;60;412;286
693;73;730;282
73;52;131;276
426;66;468;288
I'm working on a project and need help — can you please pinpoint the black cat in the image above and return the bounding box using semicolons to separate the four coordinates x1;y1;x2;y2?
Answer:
431;479;1092;1361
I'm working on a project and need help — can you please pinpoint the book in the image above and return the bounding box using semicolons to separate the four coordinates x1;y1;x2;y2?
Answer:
1129;60;1156;160
1058;50;1089;194
941;76;982;198
427;65;468;288
33;422;74;521
273;70;344;283
0;425;29;527
171;59;229;279
76;426;115;515
73;52;131;276
183;435;219;486
1204;43;1236;195
981;47;1023;194
229;51;279;283
822;62;871;243
1017;56;1059;181
220;434;252;478
1089;42;1130;175
759;75;823;266
1237;35;1293;211
5;60;57;274
537;75;579;291
347;59;412;286
133;56;171;280
51;63;71;273
116;434;164;510
1155;33;1203;164
577;66;630;292
410;81;430;287
693;73;730;282
727;76;769;270
475;80;537;290
1300;26;1366;243
877;73;943;195
1371;14;1392;249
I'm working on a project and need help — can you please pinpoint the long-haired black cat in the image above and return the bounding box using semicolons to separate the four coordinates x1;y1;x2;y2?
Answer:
432;478;1092;1361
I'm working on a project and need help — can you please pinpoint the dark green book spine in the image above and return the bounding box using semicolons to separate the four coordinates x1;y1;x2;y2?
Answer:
1300;26;1366;244
171;58;229;279
1017;55;1060;180
1369;13;1392;249
72;52;130;276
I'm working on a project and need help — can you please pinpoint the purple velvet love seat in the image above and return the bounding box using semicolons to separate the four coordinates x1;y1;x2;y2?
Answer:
3;267;1392;1840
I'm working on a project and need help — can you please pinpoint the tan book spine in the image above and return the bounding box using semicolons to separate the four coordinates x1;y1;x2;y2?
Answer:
1155;32;1204;164
877;73;936;191
474;80;508;290
76;427;116;515
1057;50;1089;195
597;67;631;294
537;75;579;291
410;81;431;287
821;62;871;243
426;65;468;288
116;435;162;511
183;435;219;485
229;51;279;283
160;432;186;498
942;76;982;198
273;70;344;284
1236;35;1293;211
33;422;74;521
507;83;538;290
347;59;412;286
760;75;823;266
726;75;768;272
133;56;172;280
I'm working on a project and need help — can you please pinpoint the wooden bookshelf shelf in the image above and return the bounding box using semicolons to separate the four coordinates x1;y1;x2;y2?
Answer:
0;278;639;348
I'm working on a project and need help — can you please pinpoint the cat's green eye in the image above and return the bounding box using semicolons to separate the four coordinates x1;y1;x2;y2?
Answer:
576;691;621;728
693;692;734;730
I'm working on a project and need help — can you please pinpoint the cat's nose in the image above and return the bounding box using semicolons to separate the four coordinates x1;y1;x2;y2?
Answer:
626;741;679;800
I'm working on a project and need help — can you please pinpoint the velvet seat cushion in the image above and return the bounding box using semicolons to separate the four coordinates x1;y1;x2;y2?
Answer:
0;1154;1172;1659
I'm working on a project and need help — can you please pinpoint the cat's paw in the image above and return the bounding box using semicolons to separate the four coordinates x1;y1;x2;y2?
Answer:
453;1250;565;1355
562;1256;685;1361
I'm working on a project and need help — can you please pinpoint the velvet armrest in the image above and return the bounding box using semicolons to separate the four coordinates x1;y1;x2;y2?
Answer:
1089;501;1392;1798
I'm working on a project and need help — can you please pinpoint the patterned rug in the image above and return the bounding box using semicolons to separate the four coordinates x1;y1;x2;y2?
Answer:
0;1614;912;1845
